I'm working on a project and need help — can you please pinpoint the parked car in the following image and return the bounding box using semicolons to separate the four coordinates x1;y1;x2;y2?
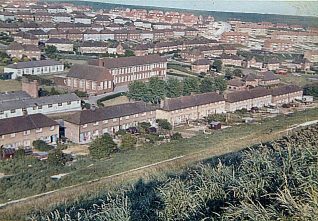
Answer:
126;127;139;134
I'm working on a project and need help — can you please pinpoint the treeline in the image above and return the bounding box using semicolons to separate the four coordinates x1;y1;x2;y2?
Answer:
32;124;318;220
127;76;227;104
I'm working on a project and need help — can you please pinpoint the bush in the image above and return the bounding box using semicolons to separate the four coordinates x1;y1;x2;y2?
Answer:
171;132;183;141
47;148;68;166
156;119;172;130
206;114;227;123
32;140;54;152
121;134;137;149
88;134;117;159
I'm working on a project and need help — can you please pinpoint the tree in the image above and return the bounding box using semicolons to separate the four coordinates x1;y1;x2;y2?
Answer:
147;77;166;104
124;50;135;57
48;148;67;166
183;77;200;96
224;68;234;80
233;69;244;78
121;134;137;149
157;119;172;130
45;45;58;55
214;76;227;93
213;60;223;72
12;57;19;63
128;81;148;102
165;78;183;98
49;87;61;95
88;134;117;159
200;77;216;93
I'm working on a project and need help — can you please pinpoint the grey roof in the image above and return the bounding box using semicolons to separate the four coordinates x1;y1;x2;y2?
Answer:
0;114;58;136
161;92;225;111
89;54;167;69
226;87;271;103
67;64;113;81
0;93;80;111
65;102;157;125
6;60;62;69
0;91;31;102
271;85;302;96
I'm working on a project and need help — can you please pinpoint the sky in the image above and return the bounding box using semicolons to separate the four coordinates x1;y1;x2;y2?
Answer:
82;0;318;17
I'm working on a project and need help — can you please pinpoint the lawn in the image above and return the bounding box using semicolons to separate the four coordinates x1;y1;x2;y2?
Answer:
0;80;21;92
0;108;318;220
278;73;318;87
102;95;130;106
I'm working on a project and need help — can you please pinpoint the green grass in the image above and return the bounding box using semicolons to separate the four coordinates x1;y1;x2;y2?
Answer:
0;79;21;92
278;73;318;87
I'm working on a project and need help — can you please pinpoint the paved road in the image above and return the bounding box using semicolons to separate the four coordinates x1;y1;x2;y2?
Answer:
85;85;128;105
214;21;232;37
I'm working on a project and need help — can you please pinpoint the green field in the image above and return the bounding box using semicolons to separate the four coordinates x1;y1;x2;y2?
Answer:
1;108;318;219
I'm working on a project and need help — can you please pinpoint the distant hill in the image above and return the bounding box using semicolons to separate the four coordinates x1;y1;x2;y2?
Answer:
45;0;318;27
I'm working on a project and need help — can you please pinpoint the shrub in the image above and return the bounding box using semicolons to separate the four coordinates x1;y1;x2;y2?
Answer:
32;140;54;152
121;134;137;149
156;119;172;130
88;134;117;159
171;132;183;141
47;148;68;166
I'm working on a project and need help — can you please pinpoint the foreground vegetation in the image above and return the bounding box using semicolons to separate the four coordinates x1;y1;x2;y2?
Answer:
30;123;318;220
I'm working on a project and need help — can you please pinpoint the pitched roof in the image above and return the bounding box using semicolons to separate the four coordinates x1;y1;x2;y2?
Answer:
46;38;72;44
161;92;225;111
67;64;113;82
271;85;302;96
0;91;31;102
6;60;62;69
0;93;80;112
228;78;245;87
226;87;271;103
65;102;156;125
192;59;210;65
89;54;167;69
0;114;58;136
261;71;279;81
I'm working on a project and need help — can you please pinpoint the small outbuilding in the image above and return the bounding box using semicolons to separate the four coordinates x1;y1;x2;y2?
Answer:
209;121;221;130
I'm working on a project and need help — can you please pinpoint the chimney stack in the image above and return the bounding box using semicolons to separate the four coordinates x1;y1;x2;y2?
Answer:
22;78;39;98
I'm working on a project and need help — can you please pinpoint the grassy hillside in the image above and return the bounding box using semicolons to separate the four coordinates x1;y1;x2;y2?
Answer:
47;0;318;27
30;124;318;220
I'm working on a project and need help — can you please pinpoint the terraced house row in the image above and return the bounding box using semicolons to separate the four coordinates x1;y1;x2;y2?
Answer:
64;85;303;144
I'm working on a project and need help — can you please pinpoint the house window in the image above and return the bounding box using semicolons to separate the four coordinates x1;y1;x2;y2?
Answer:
125;116;129;120
33;106;37;110
103;120;108;124
24;130;30;135
113;119;117;122
93;122;99;126
58;103;62;106
10;133;16;138
36;128;42;133
1;135;4;139
50;126;55;131
38;105;42;109
67;101;71;105
10;109;16;113
83;124;87;128
0;111;3;115
48;104;53;108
